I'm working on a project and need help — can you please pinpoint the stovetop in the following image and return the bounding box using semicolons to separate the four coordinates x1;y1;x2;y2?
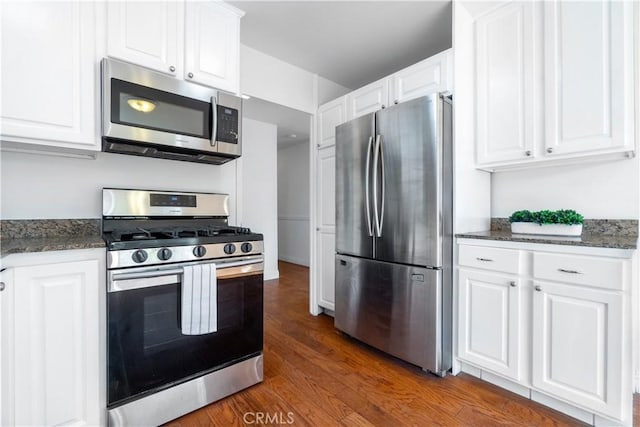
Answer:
103;225;261;250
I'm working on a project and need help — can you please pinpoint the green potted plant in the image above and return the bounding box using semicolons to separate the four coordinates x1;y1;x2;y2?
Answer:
509;209;584;236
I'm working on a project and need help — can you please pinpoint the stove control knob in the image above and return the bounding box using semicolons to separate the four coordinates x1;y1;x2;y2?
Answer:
224;243;236;255
132;249;148;264
193;246;207;258
158;248;172;261
241;242;253;253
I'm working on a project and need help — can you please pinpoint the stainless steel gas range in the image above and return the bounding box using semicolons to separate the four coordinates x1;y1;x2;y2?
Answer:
102;188;264;426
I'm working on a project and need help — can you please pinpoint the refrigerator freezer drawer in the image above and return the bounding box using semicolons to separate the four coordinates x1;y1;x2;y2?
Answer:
334;254;446;374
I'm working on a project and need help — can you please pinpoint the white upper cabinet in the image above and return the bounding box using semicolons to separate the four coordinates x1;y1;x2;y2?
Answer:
390;49;452;105
106;1;243;94
474;0;635;170
184;1;241;93
543;1;634;156
346;49;453;120
317;97;347;148
347;78;389;120
475;2;538;165
0;1;99;152
107;1;182;76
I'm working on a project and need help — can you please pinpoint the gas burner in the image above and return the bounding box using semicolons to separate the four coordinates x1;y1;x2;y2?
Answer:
108;225;253;243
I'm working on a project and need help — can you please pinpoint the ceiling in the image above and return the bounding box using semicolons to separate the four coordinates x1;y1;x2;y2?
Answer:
228;1;452;90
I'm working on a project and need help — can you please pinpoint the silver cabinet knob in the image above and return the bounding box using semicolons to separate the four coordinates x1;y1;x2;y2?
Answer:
188;72;194;78
534;285;542;292
547;147;554;153
0;282;5;292
509;281;516;287
169;65;176;72
525;150;532;156
394;100;399;105
381;104;386;109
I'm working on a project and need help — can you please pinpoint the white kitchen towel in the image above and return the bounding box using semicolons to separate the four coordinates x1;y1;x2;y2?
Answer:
181;263;218;335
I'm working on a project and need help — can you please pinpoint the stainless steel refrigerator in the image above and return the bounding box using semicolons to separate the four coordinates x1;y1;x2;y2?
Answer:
334;93;452;376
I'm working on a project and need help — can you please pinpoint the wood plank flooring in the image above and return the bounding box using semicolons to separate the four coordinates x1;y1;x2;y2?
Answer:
167;261;637;426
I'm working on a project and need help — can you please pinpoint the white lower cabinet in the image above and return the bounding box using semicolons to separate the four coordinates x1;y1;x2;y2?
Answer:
458;270;522;381
0;249;105;426
456;240;633;425
532;280;623;421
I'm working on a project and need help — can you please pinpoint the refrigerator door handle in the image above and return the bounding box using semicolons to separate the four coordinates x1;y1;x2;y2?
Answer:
364;136;374;237
378;136;385;237
372;134;382;237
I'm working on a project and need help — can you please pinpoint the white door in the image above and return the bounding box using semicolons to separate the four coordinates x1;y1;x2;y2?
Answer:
346;78;389;120
389;50;452;105
458;270;522;381
543;1;634;156
0;1;98;150
532;281;623;420
106;1;181;76
475;1;539;165
316;145;336;311
184;1;241;93
317;97;347;148
12;260;101;426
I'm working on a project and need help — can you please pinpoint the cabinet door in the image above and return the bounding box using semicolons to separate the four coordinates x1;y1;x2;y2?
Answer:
106;1;181;76
12;260;101;426
390;49;452;104
184;1;241;93
0;268;15;426
532;281;623;421
0;1;98;150
475;1;539;165
346;78;389;120
316;145;336;310
544;1;633;156
458;269;522;381
317;97;347;148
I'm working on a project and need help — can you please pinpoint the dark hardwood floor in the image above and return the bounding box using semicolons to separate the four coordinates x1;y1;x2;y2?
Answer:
168;261;638;426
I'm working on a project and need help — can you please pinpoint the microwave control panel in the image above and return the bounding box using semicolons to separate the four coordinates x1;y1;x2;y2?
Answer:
216;105;239;144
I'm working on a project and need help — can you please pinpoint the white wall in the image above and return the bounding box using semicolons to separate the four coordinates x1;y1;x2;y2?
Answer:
491;157;639;219
238;118;279;280
0;151;237;220
317;76;350;105
0;119;281;282
240;44;316;114
453;2;491;233
277;142;310;266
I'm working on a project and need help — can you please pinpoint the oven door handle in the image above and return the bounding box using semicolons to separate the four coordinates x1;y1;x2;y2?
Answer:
109;258;264;293
111;268;184;281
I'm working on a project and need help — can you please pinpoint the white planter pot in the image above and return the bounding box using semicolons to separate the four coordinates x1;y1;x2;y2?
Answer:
510;222;583;237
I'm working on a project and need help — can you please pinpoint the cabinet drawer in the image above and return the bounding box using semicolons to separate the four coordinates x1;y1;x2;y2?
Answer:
458;245;522;274
533;252;625;290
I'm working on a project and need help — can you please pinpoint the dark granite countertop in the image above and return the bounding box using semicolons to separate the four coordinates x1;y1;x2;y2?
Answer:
456;219;638;250
0;219;105;257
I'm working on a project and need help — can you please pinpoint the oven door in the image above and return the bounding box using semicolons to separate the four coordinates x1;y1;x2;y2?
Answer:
107;256;263;408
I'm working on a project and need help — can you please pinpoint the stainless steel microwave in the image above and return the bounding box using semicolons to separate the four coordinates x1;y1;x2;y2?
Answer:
101;58;242;165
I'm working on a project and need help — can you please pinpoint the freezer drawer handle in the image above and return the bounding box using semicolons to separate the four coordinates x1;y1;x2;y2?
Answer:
476;257;493;262
558;268;582;274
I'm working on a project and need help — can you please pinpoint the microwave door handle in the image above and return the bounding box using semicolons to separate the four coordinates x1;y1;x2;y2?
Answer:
211;96;218;147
